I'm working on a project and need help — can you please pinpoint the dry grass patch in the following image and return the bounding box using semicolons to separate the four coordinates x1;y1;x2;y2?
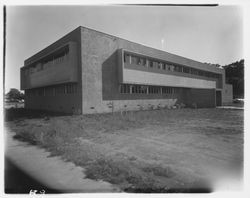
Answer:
6;108;243;192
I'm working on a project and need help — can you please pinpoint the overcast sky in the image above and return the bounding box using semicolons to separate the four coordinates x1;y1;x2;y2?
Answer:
5;5;243;92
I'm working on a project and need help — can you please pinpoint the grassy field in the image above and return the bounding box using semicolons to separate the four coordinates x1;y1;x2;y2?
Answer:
5;108;244;192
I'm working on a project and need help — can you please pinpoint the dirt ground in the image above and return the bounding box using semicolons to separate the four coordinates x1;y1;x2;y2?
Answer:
5;108;244;192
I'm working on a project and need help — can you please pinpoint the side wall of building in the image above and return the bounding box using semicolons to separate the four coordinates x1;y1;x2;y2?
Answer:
22;28;83;114
80;28;217;114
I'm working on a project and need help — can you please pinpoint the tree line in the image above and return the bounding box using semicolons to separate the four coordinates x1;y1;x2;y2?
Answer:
222;59;244;99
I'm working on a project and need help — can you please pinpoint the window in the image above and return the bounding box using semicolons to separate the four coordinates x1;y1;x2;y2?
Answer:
183;67;190;73
162;87;167;94
119;84;180;96
149;61;153;68
143;58;147;66
120;84;149;94
162;64;166;70
174;65;182;72
120;84;130;94
191;68;198;75
149;86;161;94
131;85;136;93
198;70;204;76
140;85;148;94
153;61;158;68
38;88;45;96
165;64;170;71
131;56;138;64
169;65;174;72
139;58;146;66
159;62;164;69
36;63;43;71
162;87;173;94
124;53;130;63
55;85;64;95
204;72;210;78
25;45;70;74
65;84;77;94
27;89;37;97
137;58;142;65
45;87;53;96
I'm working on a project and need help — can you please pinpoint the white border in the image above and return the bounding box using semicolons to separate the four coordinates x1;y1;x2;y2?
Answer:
1;1;249;198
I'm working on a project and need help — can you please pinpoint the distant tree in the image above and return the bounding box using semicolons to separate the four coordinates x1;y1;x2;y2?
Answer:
223;59;244;99
6;88;24;102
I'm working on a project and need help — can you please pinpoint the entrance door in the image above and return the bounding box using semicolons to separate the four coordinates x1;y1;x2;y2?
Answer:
216;91;222;106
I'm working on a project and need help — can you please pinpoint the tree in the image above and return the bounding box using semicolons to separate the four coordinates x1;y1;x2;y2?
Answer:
6;88;24;102
223;59;244;99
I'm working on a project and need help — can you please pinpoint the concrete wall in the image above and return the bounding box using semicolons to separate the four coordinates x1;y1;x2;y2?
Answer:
81;28;183;114
123;69;216;89
222;83;233;105
25;87;81;114
121;49;222;89
21;42;78;89
22;27;83;114
185;88;216;108
80;27;218;114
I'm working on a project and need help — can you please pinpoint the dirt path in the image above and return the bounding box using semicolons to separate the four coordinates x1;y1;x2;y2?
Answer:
4;129;120;193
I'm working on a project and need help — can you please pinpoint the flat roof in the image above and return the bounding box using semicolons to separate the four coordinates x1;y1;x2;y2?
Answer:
23;26;223;73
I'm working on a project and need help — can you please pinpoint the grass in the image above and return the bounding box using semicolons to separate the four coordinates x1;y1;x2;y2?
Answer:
5;108;244;192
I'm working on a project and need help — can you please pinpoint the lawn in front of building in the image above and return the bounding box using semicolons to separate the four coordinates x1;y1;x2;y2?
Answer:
5;108;244;192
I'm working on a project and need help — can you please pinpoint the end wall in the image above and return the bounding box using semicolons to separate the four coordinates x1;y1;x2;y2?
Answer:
22;28;83;114
222;84;233;105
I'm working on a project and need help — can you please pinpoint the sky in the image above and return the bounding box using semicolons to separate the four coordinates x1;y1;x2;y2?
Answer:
5;5;243;92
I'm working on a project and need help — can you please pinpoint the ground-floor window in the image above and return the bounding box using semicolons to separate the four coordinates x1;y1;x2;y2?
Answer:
119;84;177;95
25;83;78;97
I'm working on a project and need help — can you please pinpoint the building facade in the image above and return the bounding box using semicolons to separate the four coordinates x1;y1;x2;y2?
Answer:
20;26;233;114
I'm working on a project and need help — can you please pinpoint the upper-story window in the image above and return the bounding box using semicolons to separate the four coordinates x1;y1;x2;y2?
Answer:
123;50;222;81
124;53;130;63
198;70;204;76
204;72;210;78
36;63;43;71
131;55;138;65
174;65;182;72
162;64;166;70
137;58;142;65
158;62;162;69
25;45;70;75
139;58;147;66
191;68;198;75
183;66;190;73
149;60;153;68
162;87;173;94
169;65;175;72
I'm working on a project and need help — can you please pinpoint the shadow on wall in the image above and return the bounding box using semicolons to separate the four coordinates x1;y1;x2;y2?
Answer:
102;51;119;101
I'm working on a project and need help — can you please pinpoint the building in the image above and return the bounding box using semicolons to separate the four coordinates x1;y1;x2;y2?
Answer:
20;26;233;114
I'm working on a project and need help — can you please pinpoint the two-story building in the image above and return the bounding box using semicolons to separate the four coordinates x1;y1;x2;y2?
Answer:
20;26;233;114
